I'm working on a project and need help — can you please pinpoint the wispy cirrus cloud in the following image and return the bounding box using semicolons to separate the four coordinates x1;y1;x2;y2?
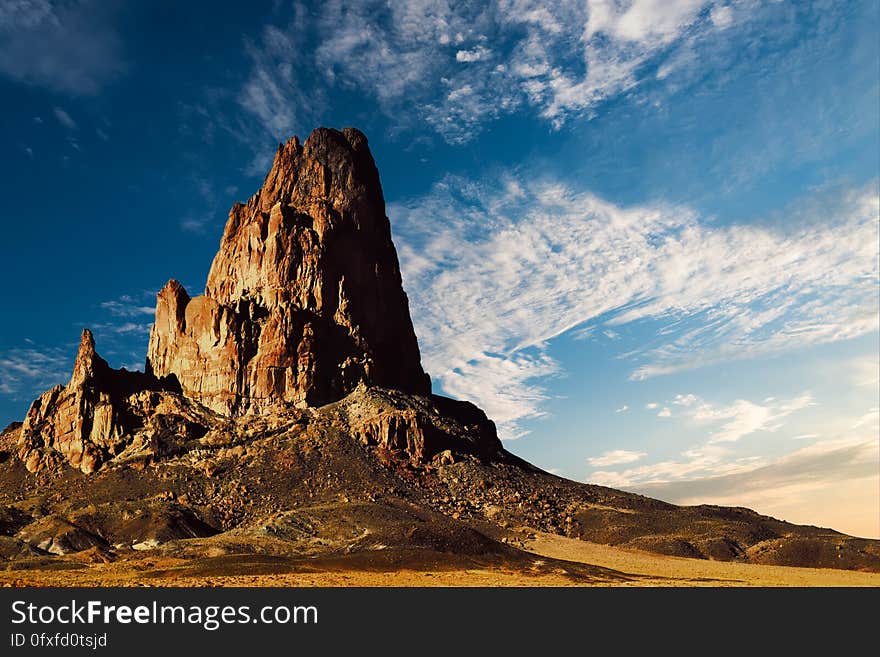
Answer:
588;449;646;467
0;344;71;399
52;106;76;129
0;0;126;95
691;393;815;444
100;295;154;318
1;287;162;399
237;0;760;144
239;12;320;143
89;322;152;337
588;391;815;488
391;176;878;437
90;292;156;351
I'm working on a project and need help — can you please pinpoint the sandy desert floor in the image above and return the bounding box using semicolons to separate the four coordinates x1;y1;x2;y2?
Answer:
2;530;878;587
521;532;880;586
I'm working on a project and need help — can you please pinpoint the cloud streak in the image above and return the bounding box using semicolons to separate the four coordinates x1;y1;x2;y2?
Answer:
391;176;878;437
588;449;646;467
632;434;880;538
692;393;815;444
100;295;154;318
52;107;76;129
0;345;71;400
238;0;755;144
588;392;815;488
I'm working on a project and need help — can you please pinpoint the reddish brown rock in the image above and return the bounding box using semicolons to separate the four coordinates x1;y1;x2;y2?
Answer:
14;127;497;475
18;329;180;474
146;127;430;415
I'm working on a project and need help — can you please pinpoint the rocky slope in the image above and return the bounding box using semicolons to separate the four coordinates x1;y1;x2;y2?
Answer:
2;127;877;579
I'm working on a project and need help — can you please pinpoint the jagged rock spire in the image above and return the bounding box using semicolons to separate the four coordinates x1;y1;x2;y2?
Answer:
146;127;430;415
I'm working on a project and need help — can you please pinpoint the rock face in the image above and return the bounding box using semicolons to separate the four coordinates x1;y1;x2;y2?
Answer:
339;386;502;463
18;330;180;474
15;127;494;475
146;127;430;415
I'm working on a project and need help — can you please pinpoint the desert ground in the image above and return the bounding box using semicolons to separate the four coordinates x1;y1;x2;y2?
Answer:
3;529;878;587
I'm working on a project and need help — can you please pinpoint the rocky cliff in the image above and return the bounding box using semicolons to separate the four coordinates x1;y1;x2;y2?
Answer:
15;127;492;475
146;127;430;415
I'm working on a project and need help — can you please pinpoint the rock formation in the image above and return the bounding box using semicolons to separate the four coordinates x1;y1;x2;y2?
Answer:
4;127;879;577
18;329;180;474
146;127;430;415
15;127;493;474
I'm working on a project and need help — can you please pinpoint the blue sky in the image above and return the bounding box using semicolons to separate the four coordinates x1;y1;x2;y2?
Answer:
1;1;877;537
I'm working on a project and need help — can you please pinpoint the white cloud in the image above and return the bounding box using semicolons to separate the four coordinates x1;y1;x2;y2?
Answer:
0;1;125;94
535;0;714;125
645;402;659;410
615;404;629;413
588;392;816;489
90;322;152;336
99;296;154;318
52;107;76;129
0;345;71;400
852;407;879;430
238;0;757;143
391;175;877;436
240;20;322;142
180;213;217;233
570;326;595;341
673;393;698;406
89;292;157;342
431;350;558;439
588;449;647;467
456;46;491;63
709;5;734;30
586;0;707;44
691;393;815;444
590;443;741;488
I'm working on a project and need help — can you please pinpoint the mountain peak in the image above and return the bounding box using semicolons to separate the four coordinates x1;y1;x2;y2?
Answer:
148;126;430;416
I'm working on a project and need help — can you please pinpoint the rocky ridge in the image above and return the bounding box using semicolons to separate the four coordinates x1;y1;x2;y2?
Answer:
19;329;183;474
